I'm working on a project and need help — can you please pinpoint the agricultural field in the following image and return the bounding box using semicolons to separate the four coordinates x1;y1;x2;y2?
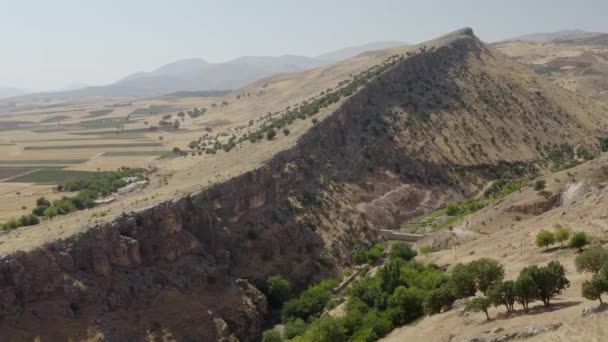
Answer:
0;167;40;181
7;169;99;184
0;90;234;223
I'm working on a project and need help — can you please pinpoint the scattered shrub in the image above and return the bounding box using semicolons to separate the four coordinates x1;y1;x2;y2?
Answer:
569;232;589;251
575;247;608;274
534;179;546;191
419;245;432;255
536;230;555;250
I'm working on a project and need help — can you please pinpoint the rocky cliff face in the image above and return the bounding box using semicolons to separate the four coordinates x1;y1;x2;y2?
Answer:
1;29;606;341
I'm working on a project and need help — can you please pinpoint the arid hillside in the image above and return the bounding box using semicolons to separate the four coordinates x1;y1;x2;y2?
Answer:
496;33;608;103
384;154;608;342
0;28;607;341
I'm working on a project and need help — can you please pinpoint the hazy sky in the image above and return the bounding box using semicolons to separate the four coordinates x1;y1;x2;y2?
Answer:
2;0;607;91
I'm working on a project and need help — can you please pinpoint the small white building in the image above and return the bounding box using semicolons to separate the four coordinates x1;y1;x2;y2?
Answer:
117;180;148;195
94;197;116;205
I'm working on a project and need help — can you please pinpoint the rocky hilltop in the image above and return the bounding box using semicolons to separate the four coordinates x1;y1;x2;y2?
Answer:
1;28;607;341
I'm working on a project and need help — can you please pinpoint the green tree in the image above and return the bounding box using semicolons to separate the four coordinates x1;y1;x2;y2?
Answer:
359;309;393;337
451;263;477;298
32;205;49;216
575;247;608;274
466;297;492;320
20;214;39;226
522;261;570;307
553;226;570;248
534;179;546;191
380;258;403;294
36;197;51;207
514;273;538;312
390;242;417;261
43;206;60;219
418;244;432;255
445;202;461;216
386;286;426;325
487;280;516;312
281;279;338;321
424;285;456;315
261;330;283;342
350;276;387;309
266;128;277;140
469;258;505;295
284;318;308;339
350;327;377;342
536;230;555;251
365;243;384;263
569;232;589;251
582;278;607;304
266;275;292;307
297;316;346;342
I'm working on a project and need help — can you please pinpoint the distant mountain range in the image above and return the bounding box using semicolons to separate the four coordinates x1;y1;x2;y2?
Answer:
9;41;407;100
0;86;26;99
504;29;589;43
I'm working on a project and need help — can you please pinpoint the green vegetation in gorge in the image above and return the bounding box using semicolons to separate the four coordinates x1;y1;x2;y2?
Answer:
262;242;572;341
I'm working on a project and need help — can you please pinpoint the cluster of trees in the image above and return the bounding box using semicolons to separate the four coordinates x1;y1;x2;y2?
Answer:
158;119;180;129
577;246;608;304
483;177;529;199
459;259;569;319
261;245;573;341
535;227;588;251
262;243;441;342
1;168;145;231
354;243;387;265
1;213;39;230
445;199;484;216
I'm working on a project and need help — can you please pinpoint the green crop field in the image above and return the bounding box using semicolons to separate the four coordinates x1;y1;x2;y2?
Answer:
24;143;163;150
130;105;185;117
85;109;114;118
0;159;88;165
14;136;141;142
79;117;131;129
6;169;99;184
104;151;171;157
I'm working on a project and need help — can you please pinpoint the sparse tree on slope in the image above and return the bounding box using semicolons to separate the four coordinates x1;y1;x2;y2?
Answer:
553;226;570;248
514;273;538;312
469;258;505;295
536;230;555;251
487;280;516;313
466;297;492;320
569;232;589;251
575;247;608;274
582;278;607;304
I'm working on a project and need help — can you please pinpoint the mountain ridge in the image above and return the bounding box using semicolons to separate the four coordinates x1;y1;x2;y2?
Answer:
8;41;408;101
